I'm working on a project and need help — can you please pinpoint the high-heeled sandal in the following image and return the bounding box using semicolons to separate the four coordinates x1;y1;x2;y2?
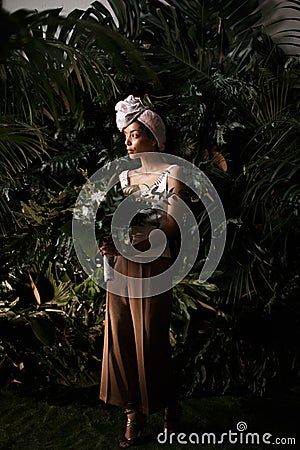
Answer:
119;409;146;448
163;403;182;433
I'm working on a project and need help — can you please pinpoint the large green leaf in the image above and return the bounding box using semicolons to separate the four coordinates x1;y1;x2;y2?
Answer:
28;313;57;347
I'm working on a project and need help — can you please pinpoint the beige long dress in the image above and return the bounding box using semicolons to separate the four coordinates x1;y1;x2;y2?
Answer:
99;166;177;415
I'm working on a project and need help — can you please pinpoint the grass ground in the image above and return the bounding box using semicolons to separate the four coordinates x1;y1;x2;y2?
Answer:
0;384;299;450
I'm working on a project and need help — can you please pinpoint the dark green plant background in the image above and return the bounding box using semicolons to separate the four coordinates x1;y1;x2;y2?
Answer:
0;0;299;403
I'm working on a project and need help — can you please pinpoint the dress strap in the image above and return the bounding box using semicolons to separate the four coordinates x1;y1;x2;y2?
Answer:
164;164;177;172
119;170;129;189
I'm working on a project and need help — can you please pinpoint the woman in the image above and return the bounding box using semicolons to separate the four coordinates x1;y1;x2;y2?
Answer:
99;95;183;448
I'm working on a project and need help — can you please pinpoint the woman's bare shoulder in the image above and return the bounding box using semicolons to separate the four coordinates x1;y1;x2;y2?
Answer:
167;164;183;178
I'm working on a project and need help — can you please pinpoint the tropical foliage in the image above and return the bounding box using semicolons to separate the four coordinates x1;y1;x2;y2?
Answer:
0;0;299;397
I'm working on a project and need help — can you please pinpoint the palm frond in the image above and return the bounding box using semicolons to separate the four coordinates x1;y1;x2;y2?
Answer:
0;122;48;181
260;0;300;54
0;7;157;126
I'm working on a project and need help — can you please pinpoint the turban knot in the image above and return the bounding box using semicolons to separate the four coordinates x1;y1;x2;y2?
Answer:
115;95;166;151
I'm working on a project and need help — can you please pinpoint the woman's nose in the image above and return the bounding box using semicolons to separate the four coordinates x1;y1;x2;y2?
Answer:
125;135;131;145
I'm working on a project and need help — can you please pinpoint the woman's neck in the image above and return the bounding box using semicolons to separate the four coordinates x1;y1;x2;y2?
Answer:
138;152;165;173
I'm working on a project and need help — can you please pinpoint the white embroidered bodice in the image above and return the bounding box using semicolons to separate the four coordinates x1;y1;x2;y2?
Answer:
119;164;176;195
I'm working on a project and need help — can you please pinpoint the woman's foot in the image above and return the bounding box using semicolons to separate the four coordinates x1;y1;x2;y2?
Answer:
163;402;182;433
119;409;146;448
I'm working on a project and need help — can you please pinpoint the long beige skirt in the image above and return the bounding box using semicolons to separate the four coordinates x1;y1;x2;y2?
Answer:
99;255;175;415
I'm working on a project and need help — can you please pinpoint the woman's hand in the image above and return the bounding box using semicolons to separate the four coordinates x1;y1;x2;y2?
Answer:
99;239;119;257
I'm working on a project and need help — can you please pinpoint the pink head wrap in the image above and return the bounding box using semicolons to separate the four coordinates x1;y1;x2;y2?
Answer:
115;95;166;151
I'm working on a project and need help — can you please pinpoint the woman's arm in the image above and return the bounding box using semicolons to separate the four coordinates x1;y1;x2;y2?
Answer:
160;165;186;240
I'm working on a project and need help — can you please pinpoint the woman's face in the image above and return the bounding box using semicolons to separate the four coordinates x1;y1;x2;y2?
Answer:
123;122;156;158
